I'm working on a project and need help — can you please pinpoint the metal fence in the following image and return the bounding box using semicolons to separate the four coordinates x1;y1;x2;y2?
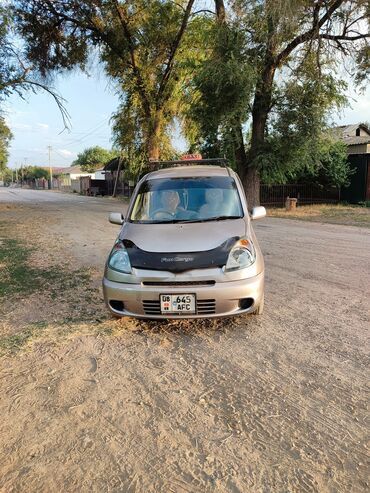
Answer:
260;184;340;207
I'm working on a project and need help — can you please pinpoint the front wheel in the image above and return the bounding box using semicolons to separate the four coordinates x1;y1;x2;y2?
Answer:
253;293;264;315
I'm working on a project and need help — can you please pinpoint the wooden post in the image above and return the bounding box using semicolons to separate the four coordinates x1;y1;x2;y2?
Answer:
112;157;123;198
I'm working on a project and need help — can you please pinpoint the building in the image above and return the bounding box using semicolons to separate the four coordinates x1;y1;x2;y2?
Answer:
55;166;101;192
103;157;135;196
333;123;370;203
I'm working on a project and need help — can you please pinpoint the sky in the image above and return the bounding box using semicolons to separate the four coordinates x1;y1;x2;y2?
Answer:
4;69;370;170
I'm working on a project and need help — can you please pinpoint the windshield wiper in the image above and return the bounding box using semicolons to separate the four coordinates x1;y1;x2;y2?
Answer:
135;215;242;224
209;215;242;221
176;215;243;224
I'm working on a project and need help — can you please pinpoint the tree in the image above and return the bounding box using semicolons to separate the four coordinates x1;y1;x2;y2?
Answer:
14;0;199;162
0;115;12;170
1;4;70;127
0;166;13;183
189;0;369;206
185;22;255;163
241;0;369;205
22;165;49;181
316;139;352;190
72;146;118;173
256;62;348;183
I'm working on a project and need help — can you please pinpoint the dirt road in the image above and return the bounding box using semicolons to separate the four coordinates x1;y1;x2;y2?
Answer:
0;189;369;493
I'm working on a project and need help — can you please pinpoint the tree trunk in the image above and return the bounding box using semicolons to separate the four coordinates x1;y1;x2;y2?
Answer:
234;123;248;178
147;110;163;161
215;0;226;23
243;63;276;207
244;167;260;210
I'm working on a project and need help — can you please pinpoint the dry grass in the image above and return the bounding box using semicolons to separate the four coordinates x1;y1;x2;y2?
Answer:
267;203;370;227
0;216;109;356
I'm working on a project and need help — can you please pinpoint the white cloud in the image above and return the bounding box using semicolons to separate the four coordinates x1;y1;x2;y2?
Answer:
36;123;49;130
31;147;46;153
11;123;33;131
57;149;76;157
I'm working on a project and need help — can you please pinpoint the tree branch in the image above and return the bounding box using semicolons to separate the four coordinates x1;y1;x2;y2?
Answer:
275;0;346;66
191;9;215;17
42;1;134;85
158;0;195;103
14;79;71;130
113;1;151;117
320;33;369;41
215;0;226;23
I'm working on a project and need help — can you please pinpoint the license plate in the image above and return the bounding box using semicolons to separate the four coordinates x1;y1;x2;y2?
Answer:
160;294;196;314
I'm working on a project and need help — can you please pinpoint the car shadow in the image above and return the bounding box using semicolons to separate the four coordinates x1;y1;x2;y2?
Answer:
112;313;261;342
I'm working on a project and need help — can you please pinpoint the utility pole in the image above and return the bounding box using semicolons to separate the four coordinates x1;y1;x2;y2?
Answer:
22;157;27;188
47;145;53;189
15;166;18;182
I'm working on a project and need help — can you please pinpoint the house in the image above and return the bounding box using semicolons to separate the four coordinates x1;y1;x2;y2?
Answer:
333;123;370;203
103;157;135;196
56;166;100;192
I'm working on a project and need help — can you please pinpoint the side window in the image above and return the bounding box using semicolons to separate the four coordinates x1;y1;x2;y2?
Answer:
131;193;144;219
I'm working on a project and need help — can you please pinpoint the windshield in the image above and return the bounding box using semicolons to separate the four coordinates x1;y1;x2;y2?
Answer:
129;176;243;223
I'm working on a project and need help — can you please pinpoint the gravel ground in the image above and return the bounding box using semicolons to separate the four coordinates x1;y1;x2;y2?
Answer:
0;188;369;493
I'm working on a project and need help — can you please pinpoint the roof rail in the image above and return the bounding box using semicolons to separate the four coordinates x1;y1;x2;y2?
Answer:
147;158;228;168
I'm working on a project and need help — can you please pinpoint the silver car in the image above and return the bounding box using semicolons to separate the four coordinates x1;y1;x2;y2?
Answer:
103;161;266;319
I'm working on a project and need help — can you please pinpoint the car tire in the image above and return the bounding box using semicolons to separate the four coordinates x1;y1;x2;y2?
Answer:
253;293;264;315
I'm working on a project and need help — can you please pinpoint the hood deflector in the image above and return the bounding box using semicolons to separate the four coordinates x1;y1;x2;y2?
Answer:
123;237;239;272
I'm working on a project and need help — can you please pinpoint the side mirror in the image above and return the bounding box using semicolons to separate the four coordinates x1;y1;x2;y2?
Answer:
251;206;266;220
109;212;124;225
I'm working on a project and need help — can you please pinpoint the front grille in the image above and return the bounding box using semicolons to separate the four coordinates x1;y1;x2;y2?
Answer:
142;298;217;315
142;300;161;315
142;281;215;287
196;299;216;315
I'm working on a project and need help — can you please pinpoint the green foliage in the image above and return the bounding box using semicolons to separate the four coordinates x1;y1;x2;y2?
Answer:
358;200;370;208
188;0;368;204
22;166;49;180
15;0;200;168
0;166;13;183
258;63;349;184
185;23;255;165
316;140;353;189
72;146;118;172
260;137;352;189
0;4;19;99
0;4;67;124
109;2;205;165
0;115;12;170
13;0;369;192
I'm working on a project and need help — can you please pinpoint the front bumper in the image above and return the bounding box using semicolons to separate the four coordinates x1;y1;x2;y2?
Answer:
102;272;264;319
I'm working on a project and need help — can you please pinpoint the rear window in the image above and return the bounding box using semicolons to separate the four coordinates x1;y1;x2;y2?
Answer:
129;176;243;223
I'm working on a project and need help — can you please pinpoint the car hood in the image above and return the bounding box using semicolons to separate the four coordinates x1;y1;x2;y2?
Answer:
120;219;247;253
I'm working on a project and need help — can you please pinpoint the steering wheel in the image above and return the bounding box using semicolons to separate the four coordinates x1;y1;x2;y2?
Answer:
151;209;174;219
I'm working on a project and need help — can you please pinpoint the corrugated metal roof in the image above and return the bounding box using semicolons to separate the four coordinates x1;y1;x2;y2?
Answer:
104;157;127;172
343;136;370;145
53;166;87;174
331;123;370;138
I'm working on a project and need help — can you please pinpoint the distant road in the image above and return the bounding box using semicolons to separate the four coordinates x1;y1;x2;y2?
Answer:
0;187;120;204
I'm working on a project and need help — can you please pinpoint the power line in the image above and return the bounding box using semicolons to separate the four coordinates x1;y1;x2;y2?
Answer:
54;150;73;161
62;117;111;147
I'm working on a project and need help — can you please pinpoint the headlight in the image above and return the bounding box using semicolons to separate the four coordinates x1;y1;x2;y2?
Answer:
108;241;132;273
225;238;255;271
